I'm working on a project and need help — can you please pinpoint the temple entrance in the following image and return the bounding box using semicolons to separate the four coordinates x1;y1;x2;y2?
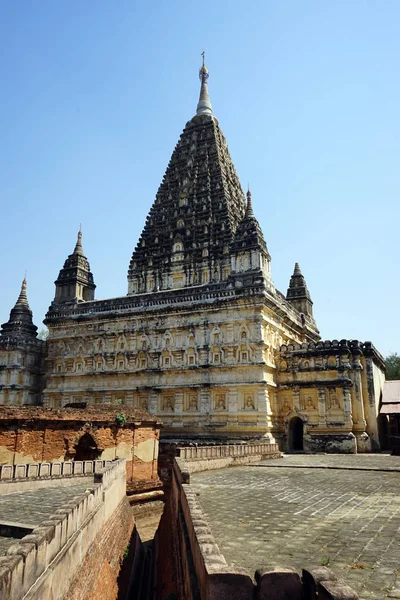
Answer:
289;417;304;451
74;433;100;461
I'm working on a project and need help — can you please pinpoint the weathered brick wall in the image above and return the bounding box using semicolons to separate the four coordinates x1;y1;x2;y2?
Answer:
132;426;159;483
0;407;161;489
65;496;136;600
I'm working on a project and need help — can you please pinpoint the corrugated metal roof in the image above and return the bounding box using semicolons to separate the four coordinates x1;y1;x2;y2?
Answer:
382;380;400;404
380;403;400;415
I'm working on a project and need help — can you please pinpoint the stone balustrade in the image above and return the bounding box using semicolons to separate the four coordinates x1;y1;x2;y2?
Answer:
0;459;127;600
0;459;112;481
178;442;280;460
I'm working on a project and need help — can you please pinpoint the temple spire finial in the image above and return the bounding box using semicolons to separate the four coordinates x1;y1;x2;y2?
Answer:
245;186;255;218
74;227;84;255
294;262;302;276
14;276;30;309
196;51;213;117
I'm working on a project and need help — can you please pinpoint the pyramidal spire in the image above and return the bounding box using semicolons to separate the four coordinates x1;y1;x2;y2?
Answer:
14;277;30;309
286;262;314;318
196;51;213;116
293;262;302;276
74;227;84;256
50;229;96;305
1;277;38;340
245;188;255;218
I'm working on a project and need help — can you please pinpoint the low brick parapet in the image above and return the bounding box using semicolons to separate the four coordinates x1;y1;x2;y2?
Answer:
0;459;112;482
0;459;129;600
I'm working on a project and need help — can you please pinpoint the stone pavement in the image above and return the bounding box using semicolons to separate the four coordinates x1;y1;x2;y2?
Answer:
191;454;400;599
0;483;91;555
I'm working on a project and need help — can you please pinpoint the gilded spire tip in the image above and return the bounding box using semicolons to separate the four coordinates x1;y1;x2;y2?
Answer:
196;51;213;117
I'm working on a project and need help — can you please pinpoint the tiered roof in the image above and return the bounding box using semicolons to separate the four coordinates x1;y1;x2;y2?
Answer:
128;57;247;289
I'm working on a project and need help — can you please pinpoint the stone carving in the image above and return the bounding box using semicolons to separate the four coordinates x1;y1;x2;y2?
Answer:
187;395;198;411
216;394;226;410
328;391;340;409
162;397;174;412
244;395;255;410
305;396;316;411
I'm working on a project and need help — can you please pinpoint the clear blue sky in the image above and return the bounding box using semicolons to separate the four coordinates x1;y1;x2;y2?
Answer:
1;1;399;356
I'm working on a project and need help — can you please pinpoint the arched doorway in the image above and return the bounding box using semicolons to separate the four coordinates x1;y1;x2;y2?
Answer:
74;433;100;461
289;417;304;451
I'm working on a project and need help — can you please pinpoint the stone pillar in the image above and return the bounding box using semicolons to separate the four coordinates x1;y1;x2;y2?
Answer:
227;388;238;426
149;390;158;414
292;387;300;412
350;369;366;429
349;349;370;452
362;357;380;450
257;387;275;442
200;388;211;414
343;387;353;428
173;391;184;428
125;391;134;406
318;388;327;427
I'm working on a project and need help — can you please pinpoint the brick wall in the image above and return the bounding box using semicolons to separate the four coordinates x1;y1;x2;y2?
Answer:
0;406;161;489
65;496;136;600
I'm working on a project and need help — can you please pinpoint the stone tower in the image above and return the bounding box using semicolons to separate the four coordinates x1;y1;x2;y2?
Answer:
52;230;96;305
128;57;250;295
0;279;45;405
286;262;314;319
43;57;320;442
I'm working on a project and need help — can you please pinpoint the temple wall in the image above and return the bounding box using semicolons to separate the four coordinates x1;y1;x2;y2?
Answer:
0;343;45;406
43;297;308;439
277;340;385;453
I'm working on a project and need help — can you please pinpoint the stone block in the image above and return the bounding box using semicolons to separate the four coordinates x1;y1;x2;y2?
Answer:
14;464;27;479
94;460;103;473
0;465;13;479
208;569;254;600
0;555;24;600
38;463;50;477
51;462;62;476
84;461;93;473
302;567;337;600
318;580;359;600
62;462;72;475
73;461;83;474
27;463;39;478
255;567;302;600
7;542;37;595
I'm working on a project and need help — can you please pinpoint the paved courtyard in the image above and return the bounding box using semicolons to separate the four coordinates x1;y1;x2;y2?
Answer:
0;483;91;555
191;455;400;599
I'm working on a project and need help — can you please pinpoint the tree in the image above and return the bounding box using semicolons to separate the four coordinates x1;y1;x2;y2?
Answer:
385;353;400;380
37;327;49;341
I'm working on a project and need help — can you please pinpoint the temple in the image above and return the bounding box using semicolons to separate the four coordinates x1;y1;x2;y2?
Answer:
0;57;385;453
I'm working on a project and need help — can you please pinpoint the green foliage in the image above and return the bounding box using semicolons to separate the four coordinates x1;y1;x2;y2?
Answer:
115;412;127;427
320;556;330;566
37;327;49;341
123;544;130;560
385;353;400;380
